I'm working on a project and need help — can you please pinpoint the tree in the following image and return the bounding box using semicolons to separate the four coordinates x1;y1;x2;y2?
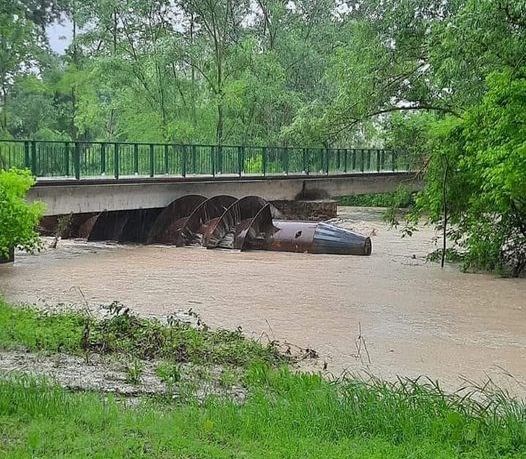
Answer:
407;68;526;276
0;2;38;133
0;169;44;259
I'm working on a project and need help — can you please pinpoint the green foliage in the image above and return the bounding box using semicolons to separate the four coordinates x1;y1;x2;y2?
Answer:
409;68;526;276
0;169;44;258
0;300;85;352
339;188;415;208
384;112;438;169
124;358;144;385
0;300;289;368
155;361;181;387
0;369;524;458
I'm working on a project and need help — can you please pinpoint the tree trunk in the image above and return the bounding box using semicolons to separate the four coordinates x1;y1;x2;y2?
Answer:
190;13;197;130
216;101;224;146
1;78;7;131
441;157;449;268
71;17;78;140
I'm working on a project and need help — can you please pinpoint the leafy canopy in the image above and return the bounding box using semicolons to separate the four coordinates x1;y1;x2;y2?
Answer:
409;68;526;276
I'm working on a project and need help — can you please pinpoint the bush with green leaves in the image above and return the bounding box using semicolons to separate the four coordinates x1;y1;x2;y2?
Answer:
0;169;44;258
408;68;526;276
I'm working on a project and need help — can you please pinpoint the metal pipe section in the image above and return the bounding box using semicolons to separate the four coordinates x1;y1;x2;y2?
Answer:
266;221;372;255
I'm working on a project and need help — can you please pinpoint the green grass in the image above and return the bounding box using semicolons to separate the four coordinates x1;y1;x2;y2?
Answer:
339;188;416;208
0;300;288;367
0;368;524;458
0;299;524;458
0;300;85;354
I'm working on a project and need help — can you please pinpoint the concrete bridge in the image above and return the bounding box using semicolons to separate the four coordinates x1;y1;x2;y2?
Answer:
31;172;420;216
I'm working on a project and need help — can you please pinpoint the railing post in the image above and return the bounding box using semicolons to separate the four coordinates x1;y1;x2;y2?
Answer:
351;149;356;171
377;149;381;172
133;143;139;175
284;147;289;175
262;146;267;176
217;145;223;174
237;146;243;177
64;142;70;176
73;141;80;180
181;145;187;178
302;148;307;175
30;140;37;176
392;150;396;172
149;144;155;177
343;148;348;173
211;146;216;177
360;149;365;173
325;148;329;175
192;144;197;175
24;141;30;169
100;143;106;175
366;150;371;171
114;142;119;179
164;144;169;174
173;144;178;175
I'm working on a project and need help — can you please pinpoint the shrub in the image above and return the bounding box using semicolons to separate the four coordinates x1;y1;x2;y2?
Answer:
0;169;44;258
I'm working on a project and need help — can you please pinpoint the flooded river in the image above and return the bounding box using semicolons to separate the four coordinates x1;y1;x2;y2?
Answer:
1;207;525;396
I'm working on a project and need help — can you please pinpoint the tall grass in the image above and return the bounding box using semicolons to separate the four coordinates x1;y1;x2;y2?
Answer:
1;300;524;457
0;300;287;367
0;368;524;458
339;188;416;208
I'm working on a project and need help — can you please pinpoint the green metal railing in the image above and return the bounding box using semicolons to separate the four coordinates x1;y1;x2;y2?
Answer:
0;140;410;180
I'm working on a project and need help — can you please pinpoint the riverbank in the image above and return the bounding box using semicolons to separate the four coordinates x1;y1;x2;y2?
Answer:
0;300;524;458
0;299;299;398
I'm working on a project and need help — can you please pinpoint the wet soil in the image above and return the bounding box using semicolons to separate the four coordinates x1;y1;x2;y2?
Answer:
1;207;525;396
0;350;246;401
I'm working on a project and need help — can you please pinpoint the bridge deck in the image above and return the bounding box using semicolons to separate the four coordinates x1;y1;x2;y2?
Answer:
30;171;420;216
34;169;410;186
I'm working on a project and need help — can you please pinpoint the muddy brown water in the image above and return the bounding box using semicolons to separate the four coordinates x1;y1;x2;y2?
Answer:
1;207;525;397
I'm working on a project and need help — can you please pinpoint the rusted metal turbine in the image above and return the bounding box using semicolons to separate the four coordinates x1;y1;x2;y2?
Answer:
147;195;207;245
180;195;238;246
202;195;372;256
78;194;372;256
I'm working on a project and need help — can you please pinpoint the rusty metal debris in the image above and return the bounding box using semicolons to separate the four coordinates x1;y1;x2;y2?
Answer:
76;194;372;256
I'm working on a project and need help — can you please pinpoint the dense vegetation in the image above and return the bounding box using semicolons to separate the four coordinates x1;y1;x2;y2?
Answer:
1;0;524;271
407;70;526;276
0;300;524;458
0;299;288;367
1;1;523;147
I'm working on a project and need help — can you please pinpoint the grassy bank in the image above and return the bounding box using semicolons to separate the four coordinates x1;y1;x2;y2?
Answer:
0;300;525;458
0;300;287;367
338;188;416;208
1;370;524;458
